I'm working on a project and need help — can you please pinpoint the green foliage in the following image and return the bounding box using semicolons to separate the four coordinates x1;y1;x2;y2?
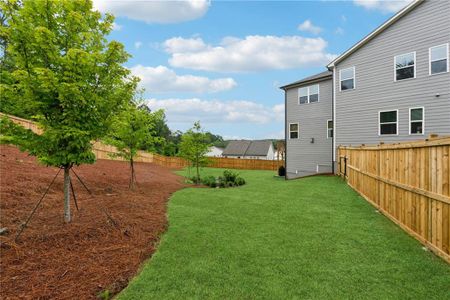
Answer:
199;170;246;188
179;121;210;181
1;0;136;167
106;101;163;162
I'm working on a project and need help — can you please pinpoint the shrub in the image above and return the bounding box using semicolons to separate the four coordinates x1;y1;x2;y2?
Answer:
235;177;246;186
278;165;286;177
223;170;239;182
202;175;217;187
188;175;202;184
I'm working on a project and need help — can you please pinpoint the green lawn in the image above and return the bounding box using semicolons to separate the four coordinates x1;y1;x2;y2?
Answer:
119;168;450;299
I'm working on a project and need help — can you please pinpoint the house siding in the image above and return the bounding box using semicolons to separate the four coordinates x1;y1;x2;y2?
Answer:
286;78;333;179
334;0;450;155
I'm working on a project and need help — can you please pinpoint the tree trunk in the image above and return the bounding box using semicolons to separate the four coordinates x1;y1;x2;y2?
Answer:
129;158;135;189
196;154;200;184
63;166;71;223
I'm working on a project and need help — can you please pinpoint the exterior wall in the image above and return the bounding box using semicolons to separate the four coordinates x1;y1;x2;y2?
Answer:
286;78;333;179
205;146;223;157
335;0;450;159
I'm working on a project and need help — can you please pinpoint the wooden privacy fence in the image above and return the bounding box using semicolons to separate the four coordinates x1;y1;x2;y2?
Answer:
338;136;450;263
1;113;284;171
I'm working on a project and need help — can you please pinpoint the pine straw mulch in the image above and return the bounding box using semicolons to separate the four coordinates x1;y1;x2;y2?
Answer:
0;145;185;299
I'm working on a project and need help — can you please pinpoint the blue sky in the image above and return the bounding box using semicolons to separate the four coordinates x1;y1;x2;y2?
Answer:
94;0;411;140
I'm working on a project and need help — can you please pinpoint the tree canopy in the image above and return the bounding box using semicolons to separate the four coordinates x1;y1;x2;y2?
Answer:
0;0;138;222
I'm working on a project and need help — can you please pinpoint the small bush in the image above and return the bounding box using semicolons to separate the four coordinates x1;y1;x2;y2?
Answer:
188;175;202;184
278;165;286;176
202;175;217;187
199;170;246;188
235;177;246;186
223;170;239;182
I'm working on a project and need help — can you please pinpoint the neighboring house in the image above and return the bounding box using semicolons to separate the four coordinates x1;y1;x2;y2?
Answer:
222;140;275;160
282;0;450;179
205;146;224;157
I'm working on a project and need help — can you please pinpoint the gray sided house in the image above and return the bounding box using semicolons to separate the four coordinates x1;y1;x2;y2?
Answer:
282;0;450;179
281;71;333;178
222;140;275;160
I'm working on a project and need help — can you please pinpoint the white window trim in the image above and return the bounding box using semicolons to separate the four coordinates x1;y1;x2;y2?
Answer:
409;107;425;135
339;66;356;91
298;84;320;105
394;51;416;82
378;109;399;136
288;122;299;139
326;119;333;139
429;43;449;75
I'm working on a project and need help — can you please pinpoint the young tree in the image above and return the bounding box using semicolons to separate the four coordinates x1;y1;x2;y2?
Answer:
0;0;137;222
106;102;164;189
179;122;210;183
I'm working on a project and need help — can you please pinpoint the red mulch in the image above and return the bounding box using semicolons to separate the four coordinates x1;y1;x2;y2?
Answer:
0;145;185;299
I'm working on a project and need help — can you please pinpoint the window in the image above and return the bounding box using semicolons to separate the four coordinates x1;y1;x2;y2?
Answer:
379;110;398;135
327;120;333;138
340;67;355;91
309;85;319;103
298;84;319;104
395;52;415;81
289;123;299;139
409;107;424;135
429;44;449;75
299;87;308;104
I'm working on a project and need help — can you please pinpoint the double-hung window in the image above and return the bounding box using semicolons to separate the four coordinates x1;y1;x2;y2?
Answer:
409;107;424;135
298;85;319;104
379;110;398;135
339;67;355;91
429;44;449;75
327;120;333;138
395;52;415;81
289;123;299;139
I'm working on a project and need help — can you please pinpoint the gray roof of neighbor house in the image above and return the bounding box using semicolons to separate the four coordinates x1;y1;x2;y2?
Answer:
245;140;273;156
222;140;272;156
279;70;332;90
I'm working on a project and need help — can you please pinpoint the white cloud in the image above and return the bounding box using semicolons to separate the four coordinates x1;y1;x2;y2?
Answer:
353;0;413;13
146;98;284;124
164;36;337;72
130;65;236;93
134;41;143;49
341;15;347;22
298;20;322;35
335;27;345;35
93;0;210;24
112;22;122;31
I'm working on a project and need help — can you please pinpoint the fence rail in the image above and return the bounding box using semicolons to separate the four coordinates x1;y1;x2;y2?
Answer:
338;136;450;263
1;113;283;171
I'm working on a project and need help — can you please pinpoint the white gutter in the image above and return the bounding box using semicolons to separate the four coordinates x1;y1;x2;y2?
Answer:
332;66;336;165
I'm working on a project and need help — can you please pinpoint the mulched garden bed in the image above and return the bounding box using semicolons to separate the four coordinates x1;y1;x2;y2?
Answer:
0;145;184;299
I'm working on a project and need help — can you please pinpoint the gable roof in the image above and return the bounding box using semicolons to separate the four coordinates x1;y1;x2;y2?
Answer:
327;0;424;68
245;140;273;156
222;140;272;156
222;140;251;156
280;70;332;90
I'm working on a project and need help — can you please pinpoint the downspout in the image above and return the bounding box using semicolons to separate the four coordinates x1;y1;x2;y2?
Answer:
332;66;337;174
284;88;287;180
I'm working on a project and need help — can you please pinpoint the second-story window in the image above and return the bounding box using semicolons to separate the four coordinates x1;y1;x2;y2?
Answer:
395;52;415;81
298;84;319;104
339;67;355;91
429;44;449;75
